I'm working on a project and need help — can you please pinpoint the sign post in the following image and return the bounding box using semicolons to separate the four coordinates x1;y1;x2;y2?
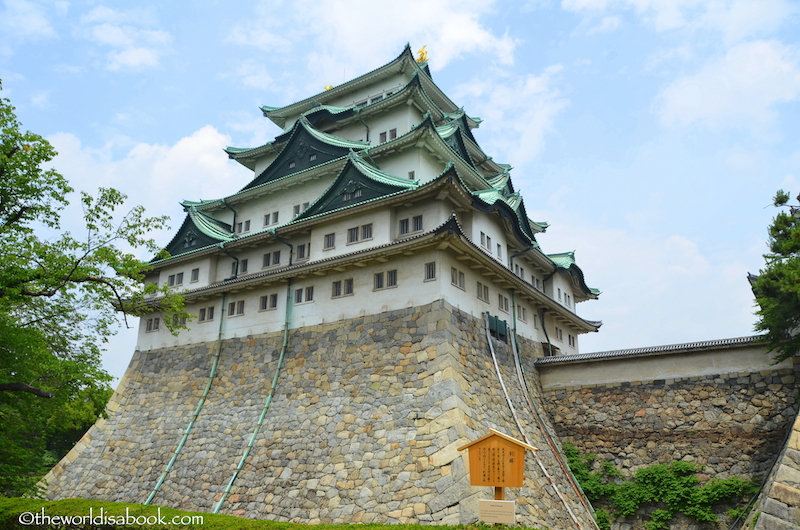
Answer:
458;429;537;524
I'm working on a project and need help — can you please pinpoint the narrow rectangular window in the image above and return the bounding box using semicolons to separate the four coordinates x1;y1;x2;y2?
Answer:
361;223;372;240
324;233;335;249
303;202;309;210
207;306;214;320
389;128;397;139
263;253;271;267
487;235;492;248
269;294;278;309
348;227;359;243
228;301;236;316
273;250;281;265
191;268;199;282
146;318;153;331
408;171;415;179
295;289;303;303
244;220;250;232
260;295;268;310
309;153;317;162
480;232;486;247
519;307;527;322
237;300;245;315
374;272;384;290
272;211;279;224
344;278;354;294
241;259;248;274
497;244;502;259
305;286;314;301
168;274;175;286
534;314;539;329
332;280;342;297
424;262;436;280
293;204;301;217
176;272;184;285
558;288;562;301
297;243;306;259
379;131;387;143
413;215;423;231
399;218;409;235
289;161;296;169
237;222;243;233
199;308;206;321
264;214;270;226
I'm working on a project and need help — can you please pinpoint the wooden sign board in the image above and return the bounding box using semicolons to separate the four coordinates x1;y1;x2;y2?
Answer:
479;500;516;525
457;429;537;488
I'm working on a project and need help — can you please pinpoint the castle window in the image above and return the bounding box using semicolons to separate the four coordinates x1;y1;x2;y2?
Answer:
260;294;279;311
293;204;301;217
555;327;563;342
263;252;271;267
371;95;383;103
289;161;296;169
480;232;486;246
309;153;317;162
175;272;184;285
387;270;397;287
451;267;465;290
264;211;279;226
348;227;359;243
568;334;575;347
399;218;409;235
324;233;335;249
558;288;562;301
146;317;160;332
533;314;539;329
295;286;314;303
297;243;309;260
374;272;384;290
477;282;489;302
408;170;415;179
389;128;397;140
498;294;509;313
518;306;527;323
191;268;199;282
356;100;367;108
228;300;245;317
497;244;502;259
199;306;215;322
424;262;436;281
168;274;175;287
379;131;387;143
273;250;281;265
332;280;354;298
240;259;248;274
362;223;372;240
413;215;423;232
272;211;279;224
172;315;187;327
373;271;396;290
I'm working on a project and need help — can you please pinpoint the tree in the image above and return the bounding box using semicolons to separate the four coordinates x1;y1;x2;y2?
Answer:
0;81;186;495
752;189;800;363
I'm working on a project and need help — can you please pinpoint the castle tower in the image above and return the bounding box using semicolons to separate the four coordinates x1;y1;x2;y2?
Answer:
43;45;602;528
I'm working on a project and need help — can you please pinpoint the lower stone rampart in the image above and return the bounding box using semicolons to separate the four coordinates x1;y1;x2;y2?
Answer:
540;367;800;479
43;300;595;529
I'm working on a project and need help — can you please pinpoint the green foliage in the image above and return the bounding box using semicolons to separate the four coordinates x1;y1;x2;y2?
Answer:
594;508;611;530
0;81;188;495
563;444;758;529
753;189;800;362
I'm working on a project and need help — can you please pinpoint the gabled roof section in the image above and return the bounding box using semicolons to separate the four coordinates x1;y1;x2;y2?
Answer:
156;207;234;261
472;188;538;248
295;151;417;220
240;117;368;191
441;109;480;144
436;121;477;169
548;251;601;298
302;104;357;128
261;44;459;129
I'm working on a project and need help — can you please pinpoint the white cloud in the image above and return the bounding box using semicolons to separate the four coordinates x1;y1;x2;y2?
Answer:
656;40;800;132
47;126;245;234
562;0;795;42
227;0;517;92
223;60;274;91
454;65;569;167
586;15;622;34
1;0;57;41
78;6;172;71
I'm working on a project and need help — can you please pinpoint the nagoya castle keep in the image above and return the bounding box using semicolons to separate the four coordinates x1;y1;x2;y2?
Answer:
43;45;607;528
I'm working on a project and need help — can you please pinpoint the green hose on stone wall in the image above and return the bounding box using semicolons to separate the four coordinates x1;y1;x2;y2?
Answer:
212;231;295;514
144;292;228;505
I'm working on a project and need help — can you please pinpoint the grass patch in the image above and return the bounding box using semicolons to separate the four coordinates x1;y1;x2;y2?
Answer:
0;497;546;530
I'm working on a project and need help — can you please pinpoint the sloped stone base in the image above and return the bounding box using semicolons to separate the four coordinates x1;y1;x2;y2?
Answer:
43;300;594;529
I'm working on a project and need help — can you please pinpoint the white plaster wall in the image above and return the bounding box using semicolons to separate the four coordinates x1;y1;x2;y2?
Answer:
308;209;392;262
538;345;792;389
471;212;508;266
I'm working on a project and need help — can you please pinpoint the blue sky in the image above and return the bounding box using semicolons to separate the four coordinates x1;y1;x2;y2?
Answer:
3;0;800;381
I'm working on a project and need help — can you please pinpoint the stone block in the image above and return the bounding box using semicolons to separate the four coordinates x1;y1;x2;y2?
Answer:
754;512;797;530
772;483;800;507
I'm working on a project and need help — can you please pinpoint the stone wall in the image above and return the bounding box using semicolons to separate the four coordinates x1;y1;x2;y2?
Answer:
540;367;800;479
43;300;595;529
